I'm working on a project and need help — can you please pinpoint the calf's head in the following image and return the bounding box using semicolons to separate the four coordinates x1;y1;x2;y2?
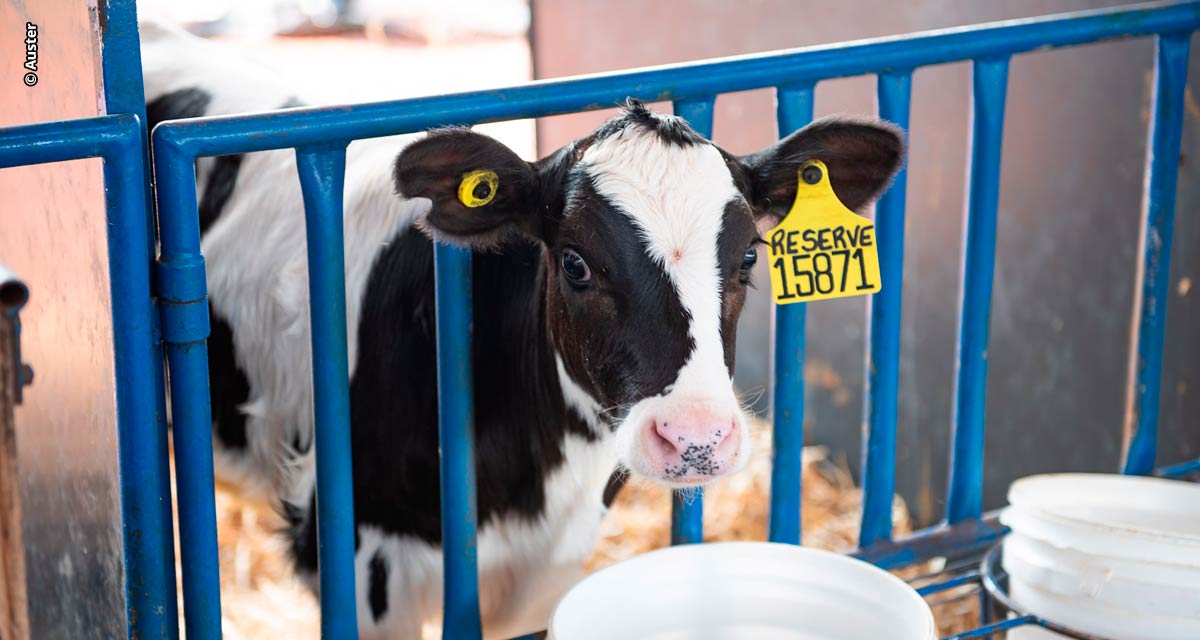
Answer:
395;100;902;488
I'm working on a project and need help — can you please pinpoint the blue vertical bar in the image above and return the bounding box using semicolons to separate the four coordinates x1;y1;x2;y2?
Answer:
105;121;179;640
947;57;1009;524
100;2;180;637
295;145;359;640
768;84;814;545
1123;33;1191;476
153;144;223;640
859;70;912;548
434;242;482;640
669;96;716;546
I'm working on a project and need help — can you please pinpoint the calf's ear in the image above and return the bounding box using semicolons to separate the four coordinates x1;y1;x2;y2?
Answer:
394;128;541;247
739;116;904;228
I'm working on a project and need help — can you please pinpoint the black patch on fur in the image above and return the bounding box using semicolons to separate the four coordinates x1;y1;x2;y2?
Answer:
602;470;626;508
145;87;248;234
548;176;694;410
290;428;312;456
289;227;596;555
199;154;242;234
589;98;708;148
368;550;389;622
208;307;251;451
282;497;317;573
716;198;759;372
145;87;211;130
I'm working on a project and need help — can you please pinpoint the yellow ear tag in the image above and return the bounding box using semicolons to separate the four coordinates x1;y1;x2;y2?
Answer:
766;160;881;304
458;169;499;208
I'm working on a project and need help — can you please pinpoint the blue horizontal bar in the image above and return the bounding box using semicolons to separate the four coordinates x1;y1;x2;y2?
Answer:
942;615;1038;640
916;570;980;597
1155;456;1200;478
768;84;815;546
434;242;483;640
0;114;139;168
1122;32;1192;476
853;514;1008;569
669;96;715;546
859;69;912;548
152;1;1200;159
947;56;1010;525
295;144;360;639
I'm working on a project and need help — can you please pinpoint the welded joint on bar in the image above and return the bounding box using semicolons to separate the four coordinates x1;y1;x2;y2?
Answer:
979;54;1011;65
296;140;351;156
877;67;914;79
776;80;817;95
155;253;208;303
154;251;211;346
1159;28;1195;41
674;95;716;107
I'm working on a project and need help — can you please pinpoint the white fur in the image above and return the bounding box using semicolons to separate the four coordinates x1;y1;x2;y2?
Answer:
203;139;430;504
333;433;616;640
143;24;429;501
582;126;751;482
555;353;606;433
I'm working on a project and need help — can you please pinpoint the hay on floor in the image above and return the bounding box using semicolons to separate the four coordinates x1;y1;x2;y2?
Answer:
185;419;980;638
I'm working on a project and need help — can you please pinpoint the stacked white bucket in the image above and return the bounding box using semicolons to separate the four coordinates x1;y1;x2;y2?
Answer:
1001;473;1200;639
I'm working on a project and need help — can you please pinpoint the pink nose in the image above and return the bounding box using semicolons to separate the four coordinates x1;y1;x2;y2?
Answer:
641;412;740;482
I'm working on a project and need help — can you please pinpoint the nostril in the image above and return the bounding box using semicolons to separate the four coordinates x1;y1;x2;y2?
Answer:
714;420;739;454
651;421;679;456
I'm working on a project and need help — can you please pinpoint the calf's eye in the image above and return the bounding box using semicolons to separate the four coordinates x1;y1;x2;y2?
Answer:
738;246;758;282
561;249;592;285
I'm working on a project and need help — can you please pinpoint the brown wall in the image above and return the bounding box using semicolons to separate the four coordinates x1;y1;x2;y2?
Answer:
0;1;127;636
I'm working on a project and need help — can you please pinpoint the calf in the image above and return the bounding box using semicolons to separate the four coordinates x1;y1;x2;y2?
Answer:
142;23;903;639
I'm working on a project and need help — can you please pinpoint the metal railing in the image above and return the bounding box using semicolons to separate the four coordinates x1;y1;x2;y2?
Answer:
0;1;1196;639
148;3;1199;638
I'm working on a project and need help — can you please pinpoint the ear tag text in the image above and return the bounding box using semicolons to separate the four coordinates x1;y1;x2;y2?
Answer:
766;160;881;304
458;169;499;208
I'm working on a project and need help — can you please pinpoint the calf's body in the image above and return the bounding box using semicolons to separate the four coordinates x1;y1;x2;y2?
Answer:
142;22;902;638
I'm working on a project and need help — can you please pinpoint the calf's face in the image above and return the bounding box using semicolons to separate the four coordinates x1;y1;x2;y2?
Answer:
394;101;902;488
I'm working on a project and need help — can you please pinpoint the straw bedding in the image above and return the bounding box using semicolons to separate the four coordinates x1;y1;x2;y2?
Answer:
188;420;975;638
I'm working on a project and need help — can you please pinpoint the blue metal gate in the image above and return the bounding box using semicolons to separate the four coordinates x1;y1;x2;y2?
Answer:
1;1;1198;639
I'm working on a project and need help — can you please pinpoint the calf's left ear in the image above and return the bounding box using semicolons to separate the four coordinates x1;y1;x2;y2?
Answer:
394;127;541;247
739;116;904;227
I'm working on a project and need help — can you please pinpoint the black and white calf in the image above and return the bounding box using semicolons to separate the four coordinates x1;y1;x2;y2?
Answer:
142;23;903;639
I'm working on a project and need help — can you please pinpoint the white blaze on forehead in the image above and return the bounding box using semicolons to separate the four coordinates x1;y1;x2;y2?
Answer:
582;125;741;398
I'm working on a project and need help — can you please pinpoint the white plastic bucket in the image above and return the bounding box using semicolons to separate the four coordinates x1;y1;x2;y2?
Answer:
1007;573;1200;640
549;542;937;640
1002;533;1200;618
1000;473;1200;640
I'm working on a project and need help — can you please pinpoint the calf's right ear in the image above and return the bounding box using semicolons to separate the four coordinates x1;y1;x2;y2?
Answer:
393;128;541;247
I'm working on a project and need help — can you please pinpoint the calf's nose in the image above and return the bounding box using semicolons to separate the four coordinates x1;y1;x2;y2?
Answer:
642;411;740;480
